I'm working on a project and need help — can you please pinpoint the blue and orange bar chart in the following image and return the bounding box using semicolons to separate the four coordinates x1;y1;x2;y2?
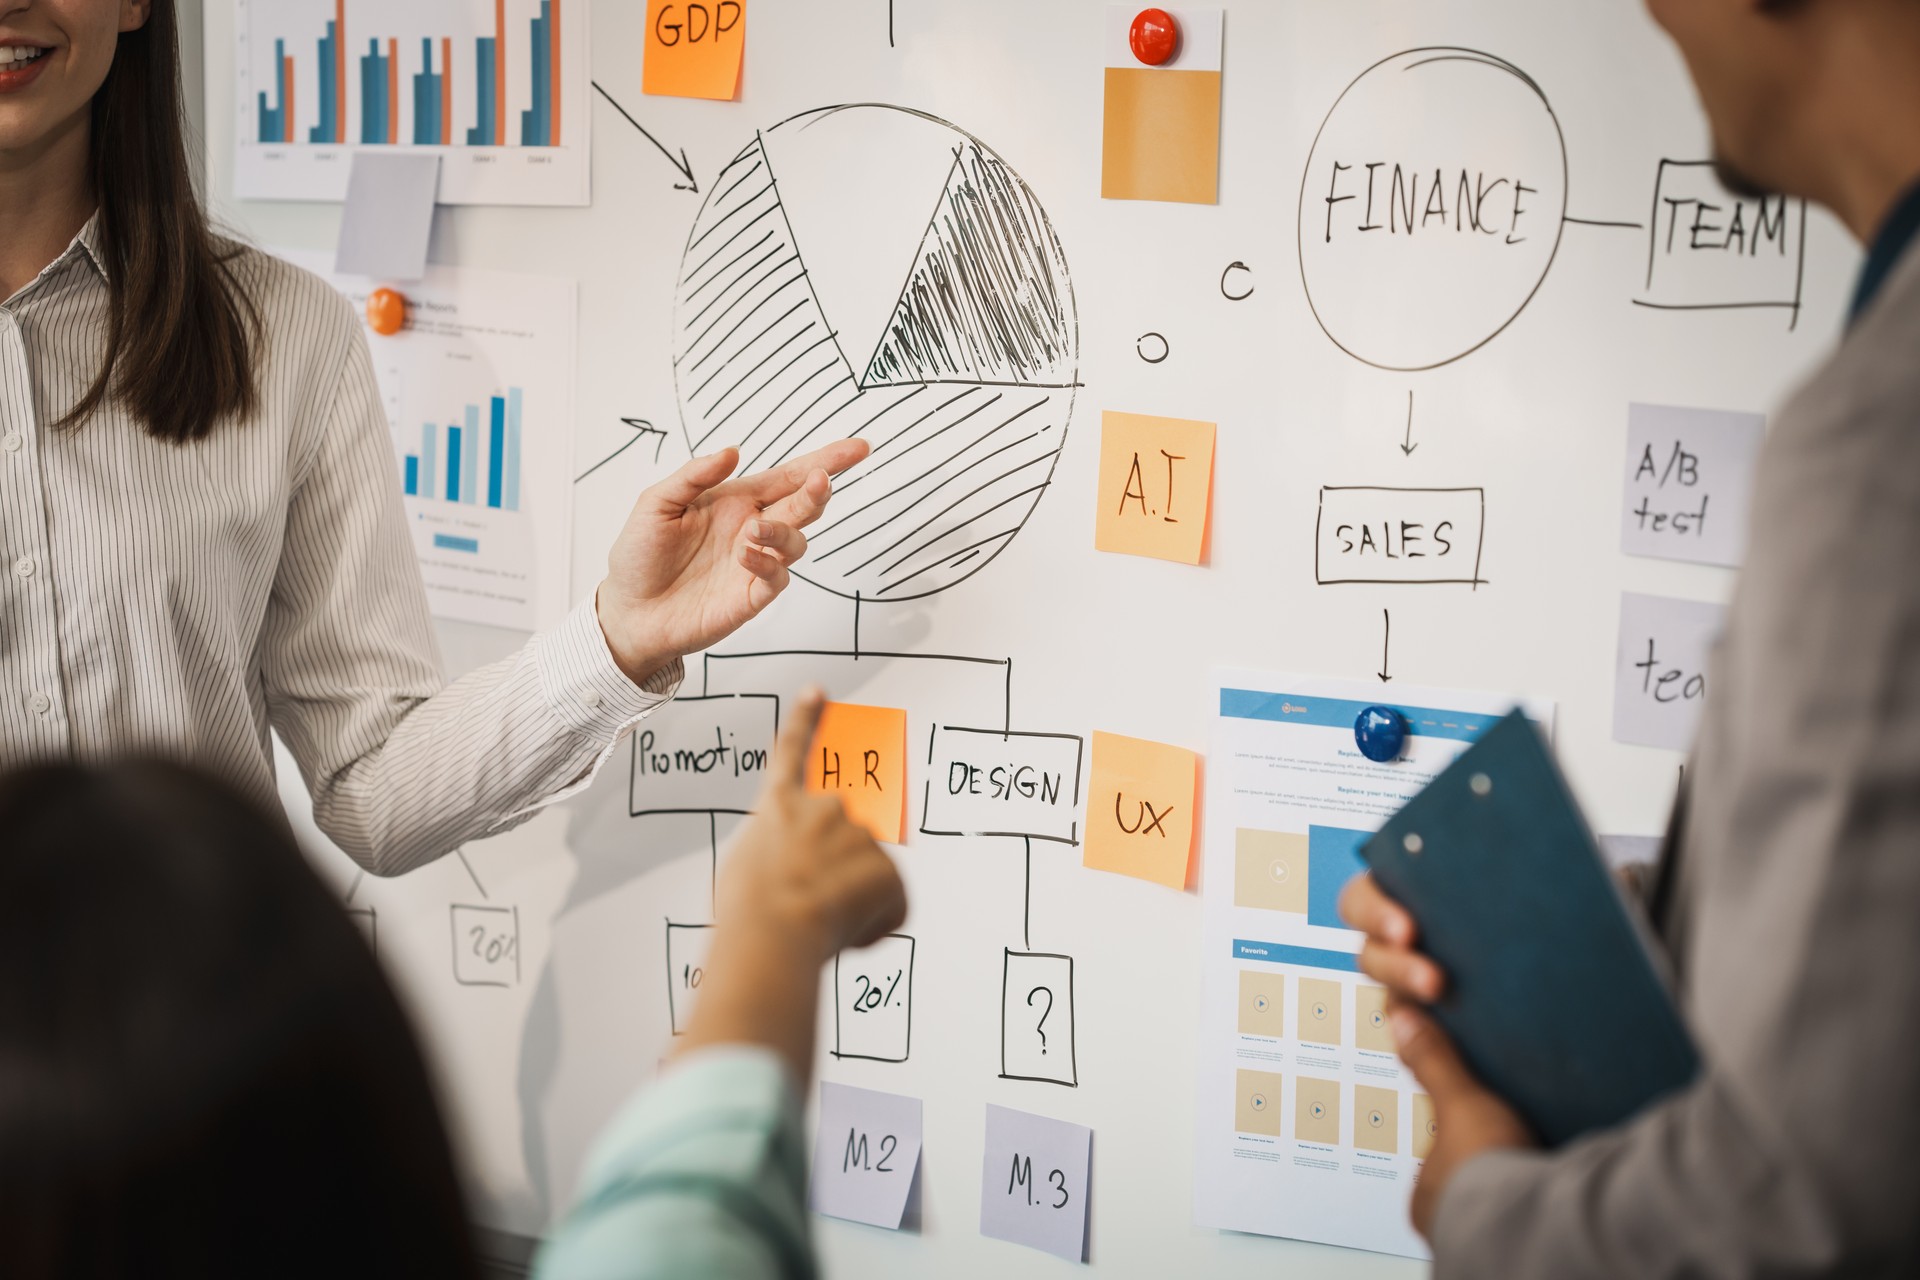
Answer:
258;1;561;149
402;389;525;519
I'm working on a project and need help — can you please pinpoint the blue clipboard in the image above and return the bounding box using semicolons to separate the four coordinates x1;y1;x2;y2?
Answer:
1360;710;1699;1147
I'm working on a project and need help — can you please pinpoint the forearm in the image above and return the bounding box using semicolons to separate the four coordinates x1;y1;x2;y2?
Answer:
678;925;824;1087
289;602;679;875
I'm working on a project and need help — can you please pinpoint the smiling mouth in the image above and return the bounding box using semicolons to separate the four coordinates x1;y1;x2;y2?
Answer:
0;46;51;70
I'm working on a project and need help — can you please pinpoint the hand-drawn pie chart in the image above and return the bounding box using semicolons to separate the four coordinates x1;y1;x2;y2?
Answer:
672;104;1079;601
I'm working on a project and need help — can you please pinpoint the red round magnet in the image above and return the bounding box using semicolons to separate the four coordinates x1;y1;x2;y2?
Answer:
1129;8;1180;67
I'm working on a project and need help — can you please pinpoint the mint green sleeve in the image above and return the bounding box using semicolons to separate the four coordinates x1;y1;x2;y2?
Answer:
534;1047;816;1280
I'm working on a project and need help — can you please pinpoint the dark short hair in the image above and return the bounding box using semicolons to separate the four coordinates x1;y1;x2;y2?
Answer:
0;762;477;1279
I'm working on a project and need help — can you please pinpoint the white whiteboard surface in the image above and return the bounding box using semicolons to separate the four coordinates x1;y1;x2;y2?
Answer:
199;2;1857;1276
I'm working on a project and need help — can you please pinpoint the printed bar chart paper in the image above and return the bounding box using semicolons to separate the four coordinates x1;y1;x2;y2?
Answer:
235;0;588;205
1194;669;1554;1259
282;251;576;630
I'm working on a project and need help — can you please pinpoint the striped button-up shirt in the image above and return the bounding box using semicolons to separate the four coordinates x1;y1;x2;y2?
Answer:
0;218;679;874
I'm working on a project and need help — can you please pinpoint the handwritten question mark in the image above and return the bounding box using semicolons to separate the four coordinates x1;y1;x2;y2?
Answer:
1027;985;1054;1055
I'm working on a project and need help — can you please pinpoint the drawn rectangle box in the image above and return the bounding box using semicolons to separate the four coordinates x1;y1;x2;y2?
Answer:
1001;950;1077;1087
665;922;715;1036
1315;486;1486;586
921;725;1085;845
1636;160;1806;323
451;904;521;988
834;933;916;1062
629;693;779;816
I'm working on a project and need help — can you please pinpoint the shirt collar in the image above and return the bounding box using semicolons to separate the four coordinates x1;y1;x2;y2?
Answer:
1848;179;1920;325
72;212;109;283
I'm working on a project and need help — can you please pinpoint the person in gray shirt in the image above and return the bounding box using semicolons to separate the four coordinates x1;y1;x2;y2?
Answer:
1342;2;1920;1275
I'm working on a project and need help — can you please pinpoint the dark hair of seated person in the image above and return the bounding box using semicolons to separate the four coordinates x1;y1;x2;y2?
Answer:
0;761;479;1279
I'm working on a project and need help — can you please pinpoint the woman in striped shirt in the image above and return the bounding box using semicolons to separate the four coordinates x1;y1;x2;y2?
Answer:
0;0;861;872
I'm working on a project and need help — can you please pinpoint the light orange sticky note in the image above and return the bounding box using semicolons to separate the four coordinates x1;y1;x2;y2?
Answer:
643;0;745;101
807;702;907;843
1094;411;1216;564
1101;7;1223;204
1082;730;1199;889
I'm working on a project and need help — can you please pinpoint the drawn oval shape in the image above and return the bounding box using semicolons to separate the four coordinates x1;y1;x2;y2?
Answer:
672;104;1078;601
1297;49;1568;371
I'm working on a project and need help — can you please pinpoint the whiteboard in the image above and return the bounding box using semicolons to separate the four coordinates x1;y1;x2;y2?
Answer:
198;2;1857;1275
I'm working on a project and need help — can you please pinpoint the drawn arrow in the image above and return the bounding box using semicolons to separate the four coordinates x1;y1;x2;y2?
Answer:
1400;390;1417;456
1378;608;1393;683
591;81;699;192
576;418;671;483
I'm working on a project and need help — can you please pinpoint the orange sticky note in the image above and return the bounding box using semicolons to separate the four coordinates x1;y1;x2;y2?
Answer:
643;0;745;101
807;702;907;843
1094;411;1216;564
1101;8;1223;204
1082;730;1198;889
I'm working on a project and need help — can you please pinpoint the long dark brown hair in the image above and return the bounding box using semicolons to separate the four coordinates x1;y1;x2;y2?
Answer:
60;0;259;444
0;760;480;1278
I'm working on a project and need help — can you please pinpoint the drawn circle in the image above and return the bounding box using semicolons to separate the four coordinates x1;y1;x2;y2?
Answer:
1296;49;1568;370
1267;858;1291;884
1136;331;1170;363
1251;1092;1269;1111
1254;994;1270;1012
1426;1118;1440;1137
1310;1102;1328;1119
673;105;1077;601
1220;260;1254;301
1369;1009;1386;1029
1312;1001;1329;1020
1368;1109;1386;1128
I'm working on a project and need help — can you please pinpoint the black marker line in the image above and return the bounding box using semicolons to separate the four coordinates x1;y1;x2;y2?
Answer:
855;145;966;382
837;387;978;477
735;363;853;462
853;592;862;657
849;392;1007;482
575;419;668;483
876;526;1019;596
755;385;867;473
1563;216;1643;229
864;377;1082;390
701;333;837;441
685;182;775;256
709;813;718;915
708;647;1009;668
687;300;808;397
757;128;859;383
680;248;796;339
711;157;764;209
875;481;1049;576
683;209;778;292
346;871;364;905
682;273;807;373
1024;839;1033;949
683;219;778;301
823;428;1043;553
457;848;489;900
1630;299;1801;312
837;460;1049;570
590;80;699;191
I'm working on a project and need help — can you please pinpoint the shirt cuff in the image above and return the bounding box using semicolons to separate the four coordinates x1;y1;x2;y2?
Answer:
581;1046;799;1191
533;596;683;741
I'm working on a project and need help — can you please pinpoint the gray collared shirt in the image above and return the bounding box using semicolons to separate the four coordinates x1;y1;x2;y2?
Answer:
0;219;679;873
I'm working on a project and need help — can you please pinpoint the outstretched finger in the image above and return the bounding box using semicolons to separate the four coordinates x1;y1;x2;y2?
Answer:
769;685;828;789
648;448;741;516
741;439;870;505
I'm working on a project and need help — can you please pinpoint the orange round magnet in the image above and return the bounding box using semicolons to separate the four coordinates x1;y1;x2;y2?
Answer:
366;287;408;337
1128;8;1180;67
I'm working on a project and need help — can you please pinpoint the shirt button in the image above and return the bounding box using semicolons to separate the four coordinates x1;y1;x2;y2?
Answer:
583;689;603;709
27;692;50;715
12;556;33;578
1;433;20;453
